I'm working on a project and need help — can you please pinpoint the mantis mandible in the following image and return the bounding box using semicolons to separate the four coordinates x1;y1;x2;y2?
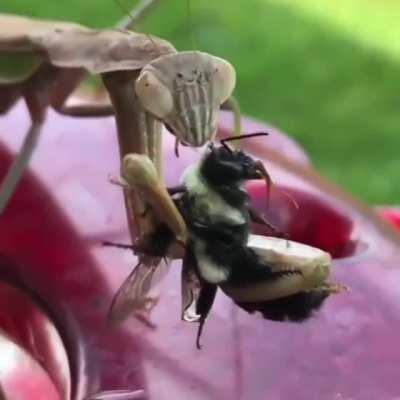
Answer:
0;0;236;254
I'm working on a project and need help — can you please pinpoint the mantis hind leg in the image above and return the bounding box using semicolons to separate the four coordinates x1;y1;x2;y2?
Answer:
0;85;20;115
0;90;46;214
0;63;62;214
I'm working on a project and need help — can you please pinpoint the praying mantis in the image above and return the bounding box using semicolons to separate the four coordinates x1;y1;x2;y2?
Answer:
0;1;346;334
0;0;236;253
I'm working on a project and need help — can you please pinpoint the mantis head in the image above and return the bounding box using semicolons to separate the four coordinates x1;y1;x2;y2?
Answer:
135;51;236;147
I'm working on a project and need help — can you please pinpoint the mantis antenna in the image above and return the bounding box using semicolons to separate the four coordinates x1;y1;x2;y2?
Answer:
115;0;160;30
186;0;198;50
114;0;161;52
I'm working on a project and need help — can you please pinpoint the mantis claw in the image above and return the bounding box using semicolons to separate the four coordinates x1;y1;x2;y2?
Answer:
108;174;129;188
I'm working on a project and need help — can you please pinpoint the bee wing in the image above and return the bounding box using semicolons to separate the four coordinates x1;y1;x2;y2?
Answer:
109;257;168;325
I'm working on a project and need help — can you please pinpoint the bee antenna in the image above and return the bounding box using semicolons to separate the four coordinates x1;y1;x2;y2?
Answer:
220;140;233;153
220;132;269;150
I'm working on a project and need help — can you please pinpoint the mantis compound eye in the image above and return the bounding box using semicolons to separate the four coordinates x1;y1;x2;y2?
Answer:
135;69;174;119
211;56;236;105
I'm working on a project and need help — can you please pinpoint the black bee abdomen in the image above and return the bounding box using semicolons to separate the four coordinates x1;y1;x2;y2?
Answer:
236;291;329;322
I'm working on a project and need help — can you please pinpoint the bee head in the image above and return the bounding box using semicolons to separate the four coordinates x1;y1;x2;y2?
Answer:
200;142;267;186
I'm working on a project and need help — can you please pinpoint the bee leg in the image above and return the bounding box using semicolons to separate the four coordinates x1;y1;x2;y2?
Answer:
181;249;218;349
248;207;288;239
174;137;180;157
167;185;186;196
102;241;136;251
195;283;218;350
310;282;350;295
182;250;203;323
268;263;302;275
102;238;153;255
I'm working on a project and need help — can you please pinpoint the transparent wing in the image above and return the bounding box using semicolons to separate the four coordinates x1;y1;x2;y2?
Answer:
108;256;169;326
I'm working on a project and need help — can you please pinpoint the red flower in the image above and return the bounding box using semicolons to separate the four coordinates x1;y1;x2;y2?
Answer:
1;103;400;399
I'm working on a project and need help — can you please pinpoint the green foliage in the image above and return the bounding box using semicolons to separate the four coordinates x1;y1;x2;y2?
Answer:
0;53;41;83
1;0;399;203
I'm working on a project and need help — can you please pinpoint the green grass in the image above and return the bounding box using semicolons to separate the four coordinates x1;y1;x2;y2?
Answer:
1;0;400;204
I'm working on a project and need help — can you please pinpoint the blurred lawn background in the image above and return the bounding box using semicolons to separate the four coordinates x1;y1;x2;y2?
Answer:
1;0;400;204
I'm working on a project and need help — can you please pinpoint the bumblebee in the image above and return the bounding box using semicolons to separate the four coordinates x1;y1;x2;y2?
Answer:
176;134;345;347
107;133;346;347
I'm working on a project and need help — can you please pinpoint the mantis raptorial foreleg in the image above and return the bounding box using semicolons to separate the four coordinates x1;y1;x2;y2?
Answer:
0;4;239;293
120;152;187;248
102;70;152;243
107;152;185;325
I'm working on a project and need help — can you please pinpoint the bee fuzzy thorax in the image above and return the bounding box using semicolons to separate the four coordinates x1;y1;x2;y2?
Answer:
181;163;247;226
